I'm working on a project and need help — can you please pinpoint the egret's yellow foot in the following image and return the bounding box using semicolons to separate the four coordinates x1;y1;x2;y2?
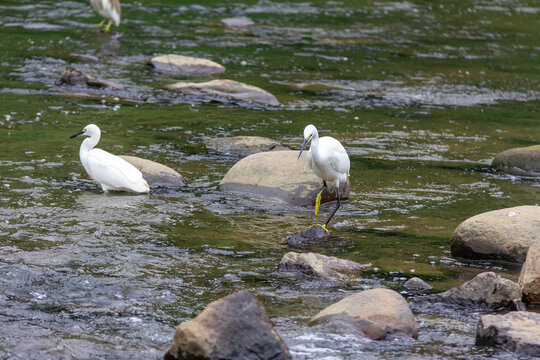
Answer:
314;191;322;216
310;224;329;232
94;19;106;29
104;20;112;32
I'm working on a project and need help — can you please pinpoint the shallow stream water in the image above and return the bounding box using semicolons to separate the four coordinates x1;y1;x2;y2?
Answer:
0;0;539;359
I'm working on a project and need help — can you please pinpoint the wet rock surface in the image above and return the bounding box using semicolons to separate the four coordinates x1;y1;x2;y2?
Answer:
492;145;540;176
310;288;418;340
276;251;367;281
204;136;288;158
221;16;255;27
164;290;291;360
427;272;522;309
148;54;225;78
287;225;330;247
404;277;433;293
451;205;540;263
166;79;280;107
219;151;349;206
59;66;123;89
518;244;540;303
476;311;540;357
119;155;184;187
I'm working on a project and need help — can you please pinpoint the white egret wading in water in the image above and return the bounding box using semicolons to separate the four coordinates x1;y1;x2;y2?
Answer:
70;124;149;193
298;124;350;231
90;0;121;32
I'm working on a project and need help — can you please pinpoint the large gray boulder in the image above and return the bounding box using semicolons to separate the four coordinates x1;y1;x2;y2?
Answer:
119;155;184;187
219;150;349;206
204;136;288;158
277;251;367;281
430;272;521;309
518;244;540;303
148;54;225;78
492;145;540;176
164;290;291;360
451;205;540;263
165;79;280;107
309;288;418;340
476;311;540;357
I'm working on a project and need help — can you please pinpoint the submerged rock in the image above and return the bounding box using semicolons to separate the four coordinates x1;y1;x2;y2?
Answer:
165;79;280;107
492;145;540;176
429;272;522;309
309;288;418;340
148;54;225;78
451;205;540;263
59;66;123;89
204;136;288;158
164;290;291;360
287;225;330;247
119;155;184;187
277;251;367;281
518;244;540;303
219;150;349;206
476;311;540;357
404;277;432;293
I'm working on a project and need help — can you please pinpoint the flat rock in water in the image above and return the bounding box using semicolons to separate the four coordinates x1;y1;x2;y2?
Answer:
221;16;255;27
429;272;521;309
204;136;288;158
518;244;540;303
59;66;123;89
492;145;540;176
404;277;433;293
277;251;367;281
287;225;330;247
148;54;225;78
119;155;184;187
166;79;280;107
451;205;540;263
219;150;349;206
164;290;291;360
476;311;540;357
309;288;418;340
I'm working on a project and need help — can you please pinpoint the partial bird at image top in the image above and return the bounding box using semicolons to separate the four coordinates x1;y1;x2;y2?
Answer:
90;0;121;32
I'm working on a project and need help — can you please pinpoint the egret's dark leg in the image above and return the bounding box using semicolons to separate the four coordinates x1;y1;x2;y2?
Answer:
324;185;341;227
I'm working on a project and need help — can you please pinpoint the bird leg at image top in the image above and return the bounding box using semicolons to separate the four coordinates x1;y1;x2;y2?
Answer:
314;180;328;216
324;185;341;227
93;19;106;29
104;19;113;32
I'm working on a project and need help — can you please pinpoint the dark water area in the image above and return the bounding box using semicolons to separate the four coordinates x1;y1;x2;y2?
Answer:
0;0;539;358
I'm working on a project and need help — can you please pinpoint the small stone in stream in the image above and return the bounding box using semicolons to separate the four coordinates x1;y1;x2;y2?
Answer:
509;298;527;312
404;277;432;293
221;16;255;27
59;66;123;89
287;225;329;247
68;53;99;62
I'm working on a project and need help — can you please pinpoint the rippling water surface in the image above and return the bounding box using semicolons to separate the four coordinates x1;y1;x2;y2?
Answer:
0;0;539;358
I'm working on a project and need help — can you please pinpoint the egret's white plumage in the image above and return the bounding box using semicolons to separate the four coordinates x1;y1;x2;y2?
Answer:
90;0;121;31
70;124;149;193
298;124;350;228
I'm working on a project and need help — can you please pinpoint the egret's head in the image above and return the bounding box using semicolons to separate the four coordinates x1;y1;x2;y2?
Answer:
298;124;317;160
70;124;100;139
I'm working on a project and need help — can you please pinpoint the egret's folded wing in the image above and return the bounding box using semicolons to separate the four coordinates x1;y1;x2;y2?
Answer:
86;149;144;189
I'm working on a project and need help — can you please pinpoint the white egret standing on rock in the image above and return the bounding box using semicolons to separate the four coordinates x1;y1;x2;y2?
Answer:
70;124;149;193
298;124;350;231
89;0;121;32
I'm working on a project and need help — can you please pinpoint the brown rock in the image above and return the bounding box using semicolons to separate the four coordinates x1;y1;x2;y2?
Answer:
166;79;280;107
164;290;291;360
451;205;540;263
59;66;123;89
476;311;540;356
492;145;540;176
309;288;418;340
204;136;288;158
518;244;540;303
219;150;349;206
434;272;522;309
148;54;225;78
277;251;368;281
119;155;184;187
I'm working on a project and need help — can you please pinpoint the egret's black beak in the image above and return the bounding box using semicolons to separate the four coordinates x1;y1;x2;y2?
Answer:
297;137;310;160
69;131;84;139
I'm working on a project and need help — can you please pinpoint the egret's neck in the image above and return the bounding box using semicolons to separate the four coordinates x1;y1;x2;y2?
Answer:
310;129;320;159
79;134;100;160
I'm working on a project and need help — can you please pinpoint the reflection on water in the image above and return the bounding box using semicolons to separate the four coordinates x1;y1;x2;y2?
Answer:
0;0;538;358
